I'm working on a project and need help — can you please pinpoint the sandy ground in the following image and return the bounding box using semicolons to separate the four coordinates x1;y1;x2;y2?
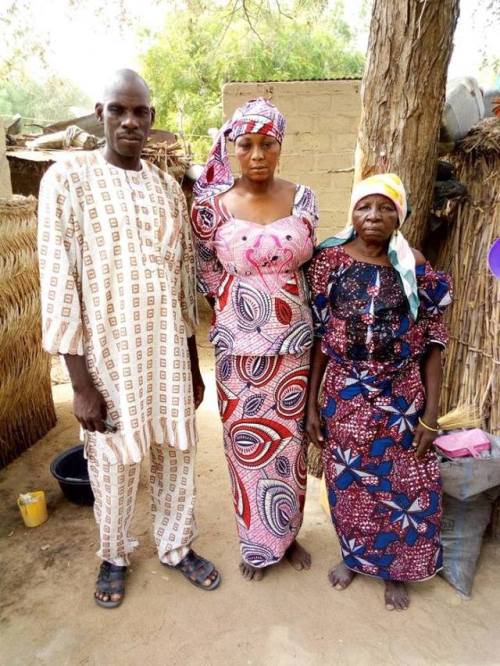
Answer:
2;332;500;666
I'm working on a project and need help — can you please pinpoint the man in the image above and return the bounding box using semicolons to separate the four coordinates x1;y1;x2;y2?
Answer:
38;69;220;608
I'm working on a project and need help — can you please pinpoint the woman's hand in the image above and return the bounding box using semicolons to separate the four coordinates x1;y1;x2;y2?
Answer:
305;404;325;448
413;417;439;460
187;335;205;409
306;341;329;448
415;345;443;460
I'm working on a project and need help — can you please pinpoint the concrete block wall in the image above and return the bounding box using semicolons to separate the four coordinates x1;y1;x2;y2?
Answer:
222;80;361;240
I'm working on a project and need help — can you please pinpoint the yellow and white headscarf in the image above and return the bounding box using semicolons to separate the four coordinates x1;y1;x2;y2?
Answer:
318;174;419;319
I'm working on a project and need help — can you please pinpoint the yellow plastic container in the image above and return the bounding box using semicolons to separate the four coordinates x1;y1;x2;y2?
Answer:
17;491;48;528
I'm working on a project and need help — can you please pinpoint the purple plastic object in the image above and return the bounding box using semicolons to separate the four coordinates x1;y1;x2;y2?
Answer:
488;238;500;279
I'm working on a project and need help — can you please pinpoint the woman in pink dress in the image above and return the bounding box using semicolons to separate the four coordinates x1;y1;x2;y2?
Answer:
191;98;317;580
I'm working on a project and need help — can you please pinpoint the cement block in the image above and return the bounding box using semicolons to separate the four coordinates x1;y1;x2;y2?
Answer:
285;113;323;134
305;173;332;189
302;95;333;113
315;114;360;134
273;98;298;117
332;133;358;152
315;153;355;172
292;132;332;152
332;171;355;190
281;153;316;173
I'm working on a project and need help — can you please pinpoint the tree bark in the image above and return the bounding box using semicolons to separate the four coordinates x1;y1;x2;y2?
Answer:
355;0;460;248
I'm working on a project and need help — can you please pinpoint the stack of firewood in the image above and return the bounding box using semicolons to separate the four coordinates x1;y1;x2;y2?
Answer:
142;140;192;182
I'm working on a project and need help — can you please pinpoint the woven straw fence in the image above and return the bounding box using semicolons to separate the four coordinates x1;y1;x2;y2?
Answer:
308;119;500;478
0;195;56;468
436;118;500;435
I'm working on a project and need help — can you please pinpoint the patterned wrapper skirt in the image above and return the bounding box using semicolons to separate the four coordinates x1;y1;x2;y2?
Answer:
215;351;309;568
321;358;442;582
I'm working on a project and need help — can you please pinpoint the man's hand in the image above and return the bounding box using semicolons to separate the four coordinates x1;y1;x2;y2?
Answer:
63;354;108;433
192;372;205;409
73;384;108;433
305;404;325;448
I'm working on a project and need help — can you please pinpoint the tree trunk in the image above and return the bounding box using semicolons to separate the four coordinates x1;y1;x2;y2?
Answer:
355;0;459;248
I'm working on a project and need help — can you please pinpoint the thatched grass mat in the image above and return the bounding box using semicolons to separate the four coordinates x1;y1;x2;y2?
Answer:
436;118;500;435
0;195;56;468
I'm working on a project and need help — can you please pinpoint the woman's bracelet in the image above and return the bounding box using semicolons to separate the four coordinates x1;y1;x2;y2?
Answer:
418;416;440;433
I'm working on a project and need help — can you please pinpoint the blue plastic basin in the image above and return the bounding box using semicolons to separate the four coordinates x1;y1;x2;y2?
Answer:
50;444;94;506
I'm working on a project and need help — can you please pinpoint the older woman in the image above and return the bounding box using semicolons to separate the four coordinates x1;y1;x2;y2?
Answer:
191;98;318;581
306;174;452;610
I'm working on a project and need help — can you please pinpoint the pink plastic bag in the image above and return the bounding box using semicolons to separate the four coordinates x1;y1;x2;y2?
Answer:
435;429;491;459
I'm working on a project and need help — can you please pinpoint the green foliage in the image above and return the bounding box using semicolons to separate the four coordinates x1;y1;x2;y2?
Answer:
0;0;93;127
0;0;365;141
0;73;92;127
476;0;500;80
142;1;365;159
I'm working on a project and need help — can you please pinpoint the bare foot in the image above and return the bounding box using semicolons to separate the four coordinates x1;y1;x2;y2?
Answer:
239;560;265;581
328;561;355;590
285;540;312;571
384;581;410;611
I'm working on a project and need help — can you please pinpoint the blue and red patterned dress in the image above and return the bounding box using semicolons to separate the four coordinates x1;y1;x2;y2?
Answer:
307;246;452;581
